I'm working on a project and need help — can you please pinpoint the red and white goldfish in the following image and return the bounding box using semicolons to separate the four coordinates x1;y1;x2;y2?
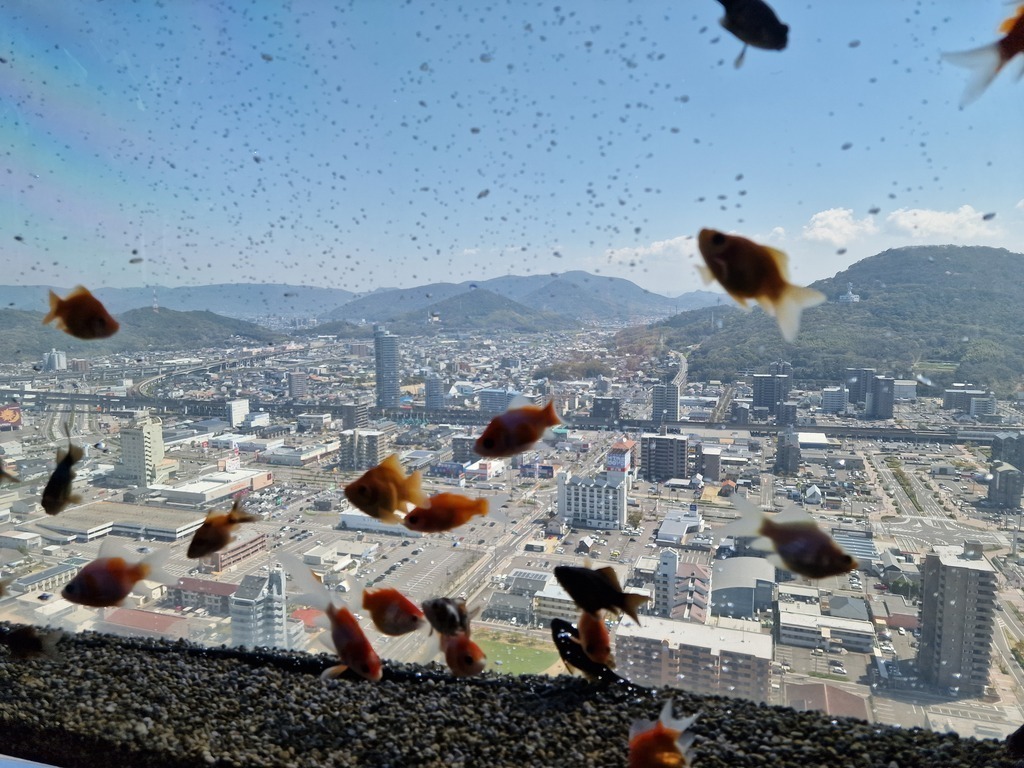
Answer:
362;587;427;636
344;453;430;525
719;496;858;579
576;609;614;668
61;540;176;607
629;700;700;768
278;552;382;682
421;596;475;637
440;631;486;677
40;439;83;515
474;399;560;458
944;4;1024;106
186;498;258;559
697;229;825;344
554;565;649;625
402;492;488;533
42;285;119;340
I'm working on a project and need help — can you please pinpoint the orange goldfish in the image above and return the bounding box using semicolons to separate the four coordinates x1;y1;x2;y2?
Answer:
0;625;62;660
344;453;430;525
42;285;119;340
362;587;427;636
186;498;258;559
320;603;383;682
278;552;382;682
474;399;560;458
40;438;83;515
629;700;700;768
944;5;1024;106
719;496;858;579
576;609;614;668
440;631;486;677
61;541;176;607
554;565;649;625
403;492;488;533
697;229;825;343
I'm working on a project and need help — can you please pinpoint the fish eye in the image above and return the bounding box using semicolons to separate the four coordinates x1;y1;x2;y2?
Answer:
408;515;418;524
463;654;474;665
711;232;726;245
356;485;369;495
482;438;494;449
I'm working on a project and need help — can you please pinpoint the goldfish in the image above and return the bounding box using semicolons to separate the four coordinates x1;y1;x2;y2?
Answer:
628;700;700;768
344;453;430;525
944;5;1024;106
554;565;649;625
440;631;486;677
0;625;62;660
718;496;858;579
697;229;825;343
40;437;84;515
717;0;789;68
1007;720;1024;759
62;540;176;607
421;596;474;637
42;285;119;340
0;460;17;484
186;498;259;559
576;609;614;668
278;552;382;682
0;577;10;597
403;492;488;533
362;587;427;636
474;399;560;458
550;618;625;684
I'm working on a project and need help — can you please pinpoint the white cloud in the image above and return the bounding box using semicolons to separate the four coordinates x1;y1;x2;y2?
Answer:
1016;199;1024;211
885;204;1000;239
604;234;693;264
801;208;878;246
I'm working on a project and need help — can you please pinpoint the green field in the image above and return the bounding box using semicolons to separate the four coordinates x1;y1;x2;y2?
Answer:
475;633;561;676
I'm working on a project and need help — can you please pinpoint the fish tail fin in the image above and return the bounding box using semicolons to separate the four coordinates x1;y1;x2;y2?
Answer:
542;399;561;427
67;493;82;505
772;283;826;343
320;663;349;680
0;467;19;483
68;444;84;463
278;551;334;612
228;507;259;524
404;470;430;509
140;548;177;587
696;264;716;286
622;592;650;625
38;628;64;658
474;497;489;518
715;493;768;540
42;290;61;326
942;43;1005;106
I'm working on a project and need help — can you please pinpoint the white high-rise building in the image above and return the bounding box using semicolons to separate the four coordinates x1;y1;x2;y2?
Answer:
557;469;627;530
226;399;250;428
120;416;169;486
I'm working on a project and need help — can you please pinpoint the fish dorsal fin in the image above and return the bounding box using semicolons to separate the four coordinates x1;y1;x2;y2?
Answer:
67;285;93;300
597;566;623;593
1000;4;1024;34
506;394;534;411
97;536;133;561
764;245;790;279
773;506;817;525
379;453;403;475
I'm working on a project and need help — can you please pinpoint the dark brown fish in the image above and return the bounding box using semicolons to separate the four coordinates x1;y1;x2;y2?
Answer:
474;400;560;458
554;565;649;625
41;439;83;515
42;285;119;340
421;597;473;637
186;498;258;559
717;0;789;68
0;625;62;660
697;229;825;343
550;618;625;684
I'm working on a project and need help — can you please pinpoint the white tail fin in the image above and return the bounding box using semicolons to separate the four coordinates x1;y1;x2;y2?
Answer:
942;43;1003;106
773;284;826;343
141;548;178;587
278;551;337;613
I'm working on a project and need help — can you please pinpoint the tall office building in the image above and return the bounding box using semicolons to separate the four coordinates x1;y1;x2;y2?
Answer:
556;470;627;530
651;383;680;423
288;371;308;399
640;432;689;482
821;386;849;414
120;416;168;486
988;462;1024;509
339;401;370;430
374;325;400;409
774;428;800;475
845;367;876;405
425;375;445;410
752;374;790;417
917;542;996;696
230;566;305;650
865;375;895;419
42;349;67;372
226;398;250;428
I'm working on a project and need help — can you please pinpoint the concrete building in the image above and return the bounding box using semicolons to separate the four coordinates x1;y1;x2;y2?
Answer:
533;579;579;626
917;542;997;696
943;384;990;412
844;367;876;406
226;399;250;428
168;577;239;615
699;445;721;481
230;566;306;651
374;325;400;410
821;386;849;414
893;380;918;401
339;402;370;430
777;601;875;653
43;348;67;372
709;557;775;619
288;371;308;399
752;373;790;417
199;530;268;574
774;428;801;475
591;396;621;422
654;508;702;546
988;461;1024;509
652;548;710;621
425;375;445;410
338;429;393;471
865;375;895;419
777;401;798;427
615;616;773;702
557;469;627;530
651;382;680;423
479;388;518;414
120;416;171;486
640;432;689;483
992;433;1024;471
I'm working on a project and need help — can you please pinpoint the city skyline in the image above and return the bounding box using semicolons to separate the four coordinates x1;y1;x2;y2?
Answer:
0;1;1020;298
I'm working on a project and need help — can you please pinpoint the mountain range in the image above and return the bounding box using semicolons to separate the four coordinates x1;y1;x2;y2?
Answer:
622;245;1024;396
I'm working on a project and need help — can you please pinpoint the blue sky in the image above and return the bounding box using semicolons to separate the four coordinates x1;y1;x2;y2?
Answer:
0;0;1021;298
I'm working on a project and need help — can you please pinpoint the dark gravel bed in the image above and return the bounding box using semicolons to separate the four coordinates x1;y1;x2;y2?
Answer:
0;627;1018;767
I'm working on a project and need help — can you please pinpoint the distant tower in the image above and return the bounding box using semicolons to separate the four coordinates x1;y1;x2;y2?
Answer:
374;325;400;410
151;287;159;313
425;374;445;410
120;415;166;485
288;371;308;399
